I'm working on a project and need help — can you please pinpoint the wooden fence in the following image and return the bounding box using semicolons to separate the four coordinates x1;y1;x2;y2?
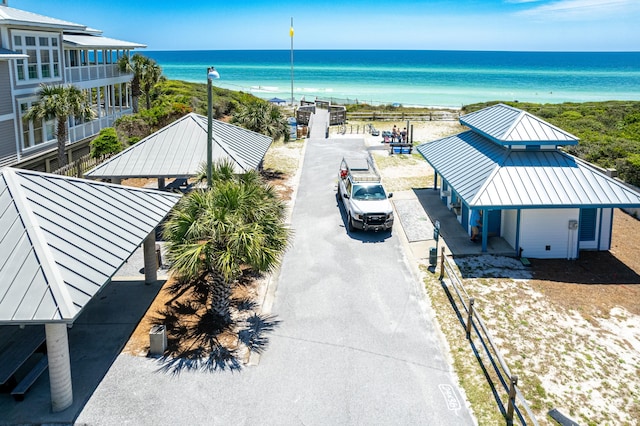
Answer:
52;152;115;179
438;248;539;426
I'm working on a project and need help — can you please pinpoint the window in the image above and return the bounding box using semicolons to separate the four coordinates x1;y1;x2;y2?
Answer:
20;101;56;149
12;31;62;82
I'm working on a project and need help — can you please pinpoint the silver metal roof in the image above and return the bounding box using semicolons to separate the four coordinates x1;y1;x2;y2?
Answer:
417;131;640;209
0;168;181;324
63;34;146;49
0;4;86;31
85;113;272;180
461;103;579;146
0;47;27;60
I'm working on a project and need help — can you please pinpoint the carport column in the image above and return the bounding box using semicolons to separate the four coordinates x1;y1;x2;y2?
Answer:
111;177;121;185
157;178;165;190
45;323;73;412
143;230;157;284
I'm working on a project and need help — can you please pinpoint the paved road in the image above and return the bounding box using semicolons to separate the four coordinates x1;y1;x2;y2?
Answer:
74;136;473;425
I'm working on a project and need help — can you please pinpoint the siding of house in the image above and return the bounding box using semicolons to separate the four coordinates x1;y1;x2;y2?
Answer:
598;208;613;251
519;208;579;259
0;120;18;166
0;62;11;115
501;209;518;250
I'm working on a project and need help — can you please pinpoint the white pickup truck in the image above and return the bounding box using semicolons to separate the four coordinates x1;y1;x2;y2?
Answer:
338;156;394;233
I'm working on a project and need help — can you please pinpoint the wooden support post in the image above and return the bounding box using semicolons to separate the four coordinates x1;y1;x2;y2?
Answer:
439;247;446;280
506;375;518;426
466;298;475;339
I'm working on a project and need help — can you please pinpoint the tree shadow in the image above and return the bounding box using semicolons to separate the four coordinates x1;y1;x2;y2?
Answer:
151;278;280;375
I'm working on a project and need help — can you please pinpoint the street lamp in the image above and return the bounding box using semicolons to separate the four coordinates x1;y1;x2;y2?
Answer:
207;66;220;188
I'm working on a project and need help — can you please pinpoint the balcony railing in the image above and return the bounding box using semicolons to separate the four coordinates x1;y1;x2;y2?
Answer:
65;64;129;83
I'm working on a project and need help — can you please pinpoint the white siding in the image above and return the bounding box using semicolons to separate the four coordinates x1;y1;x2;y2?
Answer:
519;208;579;259
598;208;613;250
501;209;518;250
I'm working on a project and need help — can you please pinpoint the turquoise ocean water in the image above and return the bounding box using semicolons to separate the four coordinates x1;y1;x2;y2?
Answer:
145;50;640;108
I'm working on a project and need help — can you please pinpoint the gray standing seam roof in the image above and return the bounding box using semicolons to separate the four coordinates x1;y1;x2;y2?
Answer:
0;4;87;31
417;132;640;209
0;168;181;324
63;34;146;49
85;113;273;179
461;103;579;145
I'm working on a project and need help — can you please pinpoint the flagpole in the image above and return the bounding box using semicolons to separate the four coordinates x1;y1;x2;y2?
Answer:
290;17;294;106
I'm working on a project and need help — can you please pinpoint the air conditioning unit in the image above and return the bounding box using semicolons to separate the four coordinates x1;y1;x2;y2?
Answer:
441;190;451;197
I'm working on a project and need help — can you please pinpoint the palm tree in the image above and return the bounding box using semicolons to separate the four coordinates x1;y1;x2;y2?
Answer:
163;160;290;323
117;53;146;113
231;101;289;140
140;57;163;110
23;84;94;167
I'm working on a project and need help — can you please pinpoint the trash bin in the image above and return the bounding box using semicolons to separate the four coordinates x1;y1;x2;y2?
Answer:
149;325;167;355
429;247;437;266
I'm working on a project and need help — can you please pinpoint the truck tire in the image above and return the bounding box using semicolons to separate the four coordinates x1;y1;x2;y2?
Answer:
348;213;356;232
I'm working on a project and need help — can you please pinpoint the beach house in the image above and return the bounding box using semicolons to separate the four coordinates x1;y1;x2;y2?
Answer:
417;103;640;259
0;1;144;170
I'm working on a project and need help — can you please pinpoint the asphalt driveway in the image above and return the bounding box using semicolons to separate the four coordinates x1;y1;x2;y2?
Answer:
72;136;474;425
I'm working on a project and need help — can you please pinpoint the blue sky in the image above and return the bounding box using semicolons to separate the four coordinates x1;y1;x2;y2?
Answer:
11;0;640;51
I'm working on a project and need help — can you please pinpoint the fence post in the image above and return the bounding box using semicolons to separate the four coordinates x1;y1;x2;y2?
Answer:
465;298;475;339
76;161;82;178
506;375;518;426
439;247;446;280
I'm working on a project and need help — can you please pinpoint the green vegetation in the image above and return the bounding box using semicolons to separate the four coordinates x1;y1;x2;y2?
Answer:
89;127;121;158
464;101;640;186
114;75;289;147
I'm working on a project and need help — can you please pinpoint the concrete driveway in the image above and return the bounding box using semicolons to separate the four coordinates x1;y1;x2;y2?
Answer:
72;136;474;424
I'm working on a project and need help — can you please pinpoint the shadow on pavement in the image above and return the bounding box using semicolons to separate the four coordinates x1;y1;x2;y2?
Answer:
0;279;164;425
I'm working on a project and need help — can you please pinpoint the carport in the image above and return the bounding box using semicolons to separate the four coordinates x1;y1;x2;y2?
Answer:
0;168;181;411
84;112;273;186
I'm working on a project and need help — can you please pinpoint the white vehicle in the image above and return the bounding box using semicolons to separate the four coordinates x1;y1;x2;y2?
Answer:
338;156;394;232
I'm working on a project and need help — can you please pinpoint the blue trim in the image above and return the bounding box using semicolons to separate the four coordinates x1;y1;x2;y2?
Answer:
471;203;640;210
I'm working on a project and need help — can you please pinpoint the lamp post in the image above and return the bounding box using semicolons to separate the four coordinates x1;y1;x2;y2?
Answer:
207;66;220;188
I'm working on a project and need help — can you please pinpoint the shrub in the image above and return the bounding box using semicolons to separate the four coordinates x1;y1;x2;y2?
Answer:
616;154;640;187
90;127;122;158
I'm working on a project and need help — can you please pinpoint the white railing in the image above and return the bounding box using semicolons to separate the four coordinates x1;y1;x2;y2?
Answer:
65;64;126;83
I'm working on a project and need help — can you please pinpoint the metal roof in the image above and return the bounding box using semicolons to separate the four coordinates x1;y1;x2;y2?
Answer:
0;4;86;31
417;132;640;209
0;168;181;324
85;113;272;180
0;47;27;60
461;103;579;146
63;34;146;49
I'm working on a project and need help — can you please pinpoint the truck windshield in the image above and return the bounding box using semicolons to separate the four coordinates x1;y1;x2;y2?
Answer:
352;184;386;201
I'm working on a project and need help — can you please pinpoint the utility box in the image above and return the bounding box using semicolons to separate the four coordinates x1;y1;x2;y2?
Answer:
429;247;437;266
149;325;167;355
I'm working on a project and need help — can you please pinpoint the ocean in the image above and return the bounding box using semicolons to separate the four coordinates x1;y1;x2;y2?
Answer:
145;50;640;108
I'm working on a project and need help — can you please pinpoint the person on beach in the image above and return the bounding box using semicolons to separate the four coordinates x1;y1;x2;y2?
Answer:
401;127;407;142
470;209;482;242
